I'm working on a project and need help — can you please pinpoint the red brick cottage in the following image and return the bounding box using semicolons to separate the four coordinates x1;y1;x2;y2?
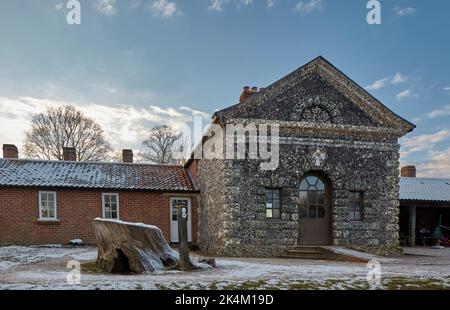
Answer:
0;146;199;245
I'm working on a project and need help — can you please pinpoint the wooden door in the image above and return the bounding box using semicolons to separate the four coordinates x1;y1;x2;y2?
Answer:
298;175;331;245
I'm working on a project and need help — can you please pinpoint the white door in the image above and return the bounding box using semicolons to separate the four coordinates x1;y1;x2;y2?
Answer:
170;197;192;243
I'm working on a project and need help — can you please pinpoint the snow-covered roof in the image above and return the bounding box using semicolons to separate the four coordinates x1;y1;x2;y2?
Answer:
0;159;198;192
400;177;450;202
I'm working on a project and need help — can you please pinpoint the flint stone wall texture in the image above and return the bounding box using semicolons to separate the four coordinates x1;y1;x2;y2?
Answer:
197;57;413;257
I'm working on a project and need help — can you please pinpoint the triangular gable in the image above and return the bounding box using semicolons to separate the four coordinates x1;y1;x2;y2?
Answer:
214;56;415;137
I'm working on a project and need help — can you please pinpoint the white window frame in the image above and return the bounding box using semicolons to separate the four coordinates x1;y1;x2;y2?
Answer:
102;193;120;219
38;191;57;221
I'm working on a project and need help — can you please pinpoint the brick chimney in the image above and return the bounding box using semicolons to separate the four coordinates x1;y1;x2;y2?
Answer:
3;144;18;159
122;149;134;163
239;86;258;103
63;147;77;161
401;166;416;178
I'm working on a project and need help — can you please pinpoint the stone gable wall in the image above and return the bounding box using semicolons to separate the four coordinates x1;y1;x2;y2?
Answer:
225;75;379;128
198;60;411;257
198;135;401;257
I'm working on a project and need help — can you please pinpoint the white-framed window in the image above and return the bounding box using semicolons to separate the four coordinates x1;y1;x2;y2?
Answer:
39;191;57;220
102;193;119;219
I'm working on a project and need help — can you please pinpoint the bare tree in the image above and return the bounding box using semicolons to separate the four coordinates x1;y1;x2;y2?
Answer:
141;125;183;164
23;105;112;161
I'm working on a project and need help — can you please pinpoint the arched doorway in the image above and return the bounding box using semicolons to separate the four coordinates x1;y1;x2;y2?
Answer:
298;174;332;245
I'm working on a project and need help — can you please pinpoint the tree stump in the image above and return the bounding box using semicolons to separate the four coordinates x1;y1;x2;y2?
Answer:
93;218;179;273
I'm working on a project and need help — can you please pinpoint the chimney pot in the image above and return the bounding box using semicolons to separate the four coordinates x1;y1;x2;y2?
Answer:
122;149;134;163
401;166;416;178
3;144;18;159
63;147;77;161
239;85;258;103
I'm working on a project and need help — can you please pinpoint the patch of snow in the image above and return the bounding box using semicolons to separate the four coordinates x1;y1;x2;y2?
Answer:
68;251;97;261
0;246;449;290
0;246;96;271
94;218;159;230
68;239;83;246
330;247;396;263
69;239;83;245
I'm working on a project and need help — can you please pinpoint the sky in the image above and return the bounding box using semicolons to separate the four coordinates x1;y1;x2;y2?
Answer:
0;0;449;177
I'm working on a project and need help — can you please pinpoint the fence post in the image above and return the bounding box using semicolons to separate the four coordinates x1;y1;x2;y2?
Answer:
177;205;191;271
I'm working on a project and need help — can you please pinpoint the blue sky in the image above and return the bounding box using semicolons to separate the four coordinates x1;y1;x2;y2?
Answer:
0;0;449;177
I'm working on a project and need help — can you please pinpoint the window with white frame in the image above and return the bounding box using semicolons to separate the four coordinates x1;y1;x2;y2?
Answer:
102;193;119;219
39;192;57;220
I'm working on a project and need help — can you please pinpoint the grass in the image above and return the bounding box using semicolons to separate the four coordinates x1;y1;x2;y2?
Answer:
205;277;449;290
385;277;448;290
78;262;449;291
80;262;101;274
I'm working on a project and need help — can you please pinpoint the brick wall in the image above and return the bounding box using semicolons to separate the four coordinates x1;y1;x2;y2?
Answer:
0;187;198;245
186;159;198;179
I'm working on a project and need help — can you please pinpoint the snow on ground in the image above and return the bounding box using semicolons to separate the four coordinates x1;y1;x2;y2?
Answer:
0;245;449;290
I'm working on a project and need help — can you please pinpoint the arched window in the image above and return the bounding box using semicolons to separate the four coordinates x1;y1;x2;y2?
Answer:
299;176;326;219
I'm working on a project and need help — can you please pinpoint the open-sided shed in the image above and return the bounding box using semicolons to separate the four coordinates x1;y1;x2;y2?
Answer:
399;175;450;247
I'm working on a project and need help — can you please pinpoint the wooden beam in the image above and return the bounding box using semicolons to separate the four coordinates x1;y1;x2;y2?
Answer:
409;206;416;247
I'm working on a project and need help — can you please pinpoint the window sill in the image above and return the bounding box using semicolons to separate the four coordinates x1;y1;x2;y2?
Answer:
37;219;60;225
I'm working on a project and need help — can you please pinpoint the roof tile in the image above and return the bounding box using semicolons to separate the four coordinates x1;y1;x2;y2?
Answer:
400;177;450;202
0;159;198;192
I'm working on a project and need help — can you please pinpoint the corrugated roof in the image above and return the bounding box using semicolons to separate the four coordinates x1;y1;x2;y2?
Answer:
0;159;198;192
400;177;450;202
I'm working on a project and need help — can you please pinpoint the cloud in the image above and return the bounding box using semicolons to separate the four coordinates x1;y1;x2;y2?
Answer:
396;89;417;101
414;148;450;178
240;0;253;6
294;0;322;14
444;86;450;92
426;104;450;119
95;0;116;16
391;72;408;84
366;77;389;91
151;0;179;17
208;0;273;11
209;0;228;11
55;2;64;11
366;73;408;90
179;106;210;118
394;7;416;16
400;130;450;158
0;96;209;155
